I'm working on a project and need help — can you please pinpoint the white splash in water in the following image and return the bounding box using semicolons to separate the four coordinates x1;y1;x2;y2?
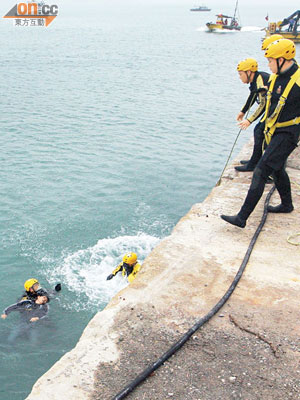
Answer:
43;234;160;310
197;26;264;33
241;26;264;32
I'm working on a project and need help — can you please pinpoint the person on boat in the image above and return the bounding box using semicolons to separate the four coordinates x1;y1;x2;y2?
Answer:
235;58;269;172
288;18;295;32
21;278;61;301
1;290;50;323
216;15;223;25
221;39;300;228
231;18;238;27
106;252;141;283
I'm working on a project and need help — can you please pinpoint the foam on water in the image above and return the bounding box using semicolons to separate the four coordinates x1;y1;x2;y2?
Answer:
241;26;264;32
42;234;160;311
197;26;264;33
0;2;276;398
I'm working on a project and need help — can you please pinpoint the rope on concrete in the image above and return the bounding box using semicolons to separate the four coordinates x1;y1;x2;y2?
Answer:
287;233;300;246
112;186;276;400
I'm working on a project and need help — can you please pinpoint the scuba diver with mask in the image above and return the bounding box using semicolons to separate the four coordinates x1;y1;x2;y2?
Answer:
107;252;141;283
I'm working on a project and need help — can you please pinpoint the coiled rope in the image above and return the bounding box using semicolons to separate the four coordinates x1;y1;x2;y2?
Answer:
112;186;276;400
287;233;300;246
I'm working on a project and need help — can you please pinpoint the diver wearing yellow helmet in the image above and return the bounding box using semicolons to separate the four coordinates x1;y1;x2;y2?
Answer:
21;278;61;301
22;278;41;300
235;58;269;172
265;38;296;74
107;252;141;283
221;38;300;227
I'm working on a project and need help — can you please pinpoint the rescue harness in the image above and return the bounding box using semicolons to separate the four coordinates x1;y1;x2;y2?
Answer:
262;68;300;144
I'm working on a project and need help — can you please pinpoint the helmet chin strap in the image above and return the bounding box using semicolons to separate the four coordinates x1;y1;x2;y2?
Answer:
276;58;286;75
246;71;252;83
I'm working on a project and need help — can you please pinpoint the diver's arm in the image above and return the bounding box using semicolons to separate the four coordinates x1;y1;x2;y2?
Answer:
107;263;123;280
247;95;266;123
30;305;49;322
247;75;267;124
133;263;141;274
127;263;141;283
240;92;254;115
43;283;62;298
38;304;49;320
1;300;32;318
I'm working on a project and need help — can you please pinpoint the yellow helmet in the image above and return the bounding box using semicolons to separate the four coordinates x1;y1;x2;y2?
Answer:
237;58;258;72
261;34;283;50
24;278;39;292
264;38;296;60
122;252;137;266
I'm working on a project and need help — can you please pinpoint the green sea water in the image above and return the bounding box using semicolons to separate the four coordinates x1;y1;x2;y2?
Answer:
0;0;291;398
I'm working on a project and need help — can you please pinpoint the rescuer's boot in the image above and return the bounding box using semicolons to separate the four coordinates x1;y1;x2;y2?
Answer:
220;214;246;228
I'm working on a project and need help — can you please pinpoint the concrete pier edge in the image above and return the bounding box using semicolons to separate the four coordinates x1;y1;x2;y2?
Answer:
26;140;300;400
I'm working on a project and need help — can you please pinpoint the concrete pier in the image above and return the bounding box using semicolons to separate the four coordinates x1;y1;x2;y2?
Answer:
26;141;300;400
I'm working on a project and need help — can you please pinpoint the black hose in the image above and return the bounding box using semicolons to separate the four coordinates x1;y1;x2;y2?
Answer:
113;185;276;400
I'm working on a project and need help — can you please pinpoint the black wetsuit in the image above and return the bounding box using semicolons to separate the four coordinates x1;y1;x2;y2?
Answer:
20;291;38;301
241;71;270;116
241;71;270;169
3;300;49;322
19;285;59;302
238;63;300;221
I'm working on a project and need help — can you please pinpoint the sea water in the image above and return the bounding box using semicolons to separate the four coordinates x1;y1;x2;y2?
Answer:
0;0;290;398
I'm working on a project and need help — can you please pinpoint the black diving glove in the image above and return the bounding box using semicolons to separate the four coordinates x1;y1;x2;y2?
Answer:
106;274;114;280
55;283;62;292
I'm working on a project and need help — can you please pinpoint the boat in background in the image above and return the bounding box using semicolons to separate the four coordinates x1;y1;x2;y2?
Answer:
206;1;241;31
190;5;211;12
264;10;300;43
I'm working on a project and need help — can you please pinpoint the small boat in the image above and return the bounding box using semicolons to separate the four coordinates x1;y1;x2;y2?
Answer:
264;10;300;44
190;5;211;12
206;1;241;31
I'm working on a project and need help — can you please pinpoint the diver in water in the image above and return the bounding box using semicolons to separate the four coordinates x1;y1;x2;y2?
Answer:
1;290;50;323
1;290;50;344
21;278;61;301
107;252;141;283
